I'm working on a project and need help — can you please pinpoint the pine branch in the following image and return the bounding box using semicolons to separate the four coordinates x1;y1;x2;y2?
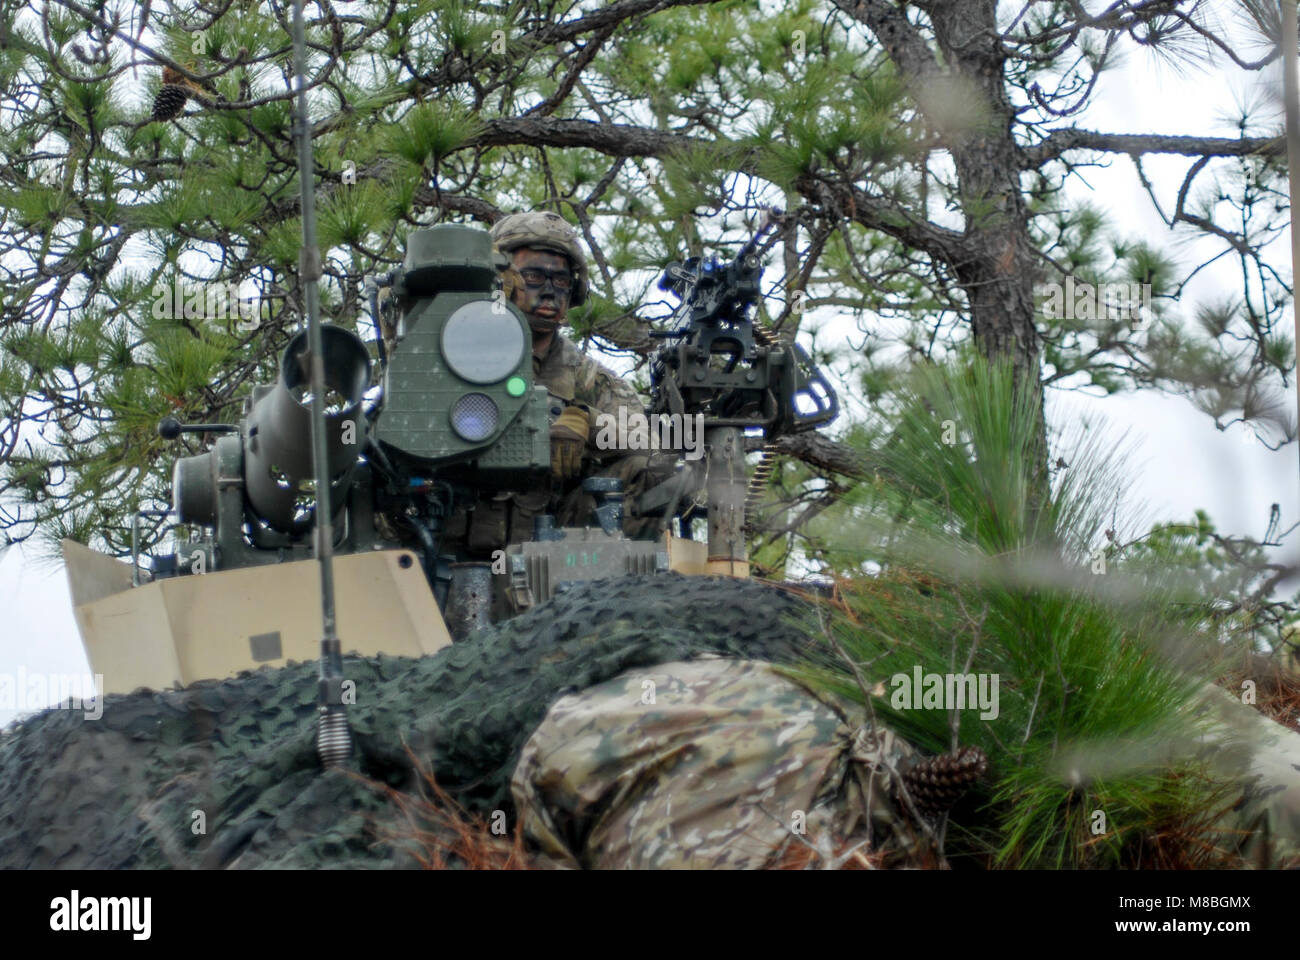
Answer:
1025;129;1284;167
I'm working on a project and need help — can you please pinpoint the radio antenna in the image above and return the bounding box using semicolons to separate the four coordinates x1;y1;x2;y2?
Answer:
290;0;351;768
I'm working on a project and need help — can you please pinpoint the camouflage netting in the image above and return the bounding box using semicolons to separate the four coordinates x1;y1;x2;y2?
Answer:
0;575;821;869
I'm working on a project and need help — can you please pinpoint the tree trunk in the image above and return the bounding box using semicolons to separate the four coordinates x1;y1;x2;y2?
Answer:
928;0;1052;528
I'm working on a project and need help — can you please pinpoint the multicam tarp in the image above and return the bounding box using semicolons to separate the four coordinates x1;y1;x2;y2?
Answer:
513;656;934;869
0;575;820;868
1193;685;1300;866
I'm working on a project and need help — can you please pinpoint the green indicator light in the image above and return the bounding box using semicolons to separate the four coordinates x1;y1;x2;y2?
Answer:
506;376;527;397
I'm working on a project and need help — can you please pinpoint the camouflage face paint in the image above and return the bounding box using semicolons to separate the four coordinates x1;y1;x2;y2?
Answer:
509;248;571;334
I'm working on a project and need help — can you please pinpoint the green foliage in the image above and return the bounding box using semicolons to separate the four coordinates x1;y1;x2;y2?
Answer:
383;100;484;169
657;142;736;222
146;327;230;403
1116;509;1300;656
751;53;907;191
56;73;120;133
565;290;626;341
138;184;207;233
318;180;387;249
6;185;66;228
375;160;424;221
789;356;1234;867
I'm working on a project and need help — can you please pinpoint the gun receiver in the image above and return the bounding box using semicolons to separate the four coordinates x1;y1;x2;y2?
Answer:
649;207;837;435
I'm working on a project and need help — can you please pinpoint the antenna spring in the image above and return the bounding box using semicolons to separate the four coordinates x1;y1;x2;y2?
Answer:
316;706;353;769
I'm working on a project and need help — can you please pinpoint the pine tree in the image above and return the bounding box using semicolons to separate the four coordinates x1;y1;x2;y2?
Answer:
0;0;1290;564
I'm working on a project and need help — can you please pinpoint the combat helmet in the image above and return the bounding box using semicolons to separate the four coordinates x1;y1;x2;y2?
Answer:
489;211;589;306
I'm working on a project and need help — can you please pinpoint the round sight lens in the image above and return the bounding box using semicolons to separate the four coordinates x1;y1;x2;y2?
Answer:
442;301;526;384
450;393;499;442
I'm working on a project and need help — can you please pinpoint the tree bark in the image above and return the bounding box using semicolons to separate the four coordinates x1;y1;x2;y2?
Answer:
836;0;1051;522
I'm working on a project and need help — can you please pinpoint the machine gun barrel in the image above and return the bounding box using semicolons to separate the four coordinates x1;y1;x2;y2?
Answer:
735;205;782;263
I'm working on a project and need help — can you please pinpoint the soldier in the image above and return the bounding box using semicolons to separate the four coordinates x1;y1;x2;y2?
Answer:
439;211;652;556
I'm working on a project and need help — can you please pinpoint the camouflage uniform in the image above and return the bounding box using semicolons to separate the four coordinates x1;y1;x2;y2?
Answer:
534;328;644;454
511;656;936;869
512;661;1300;869
536;332;655;530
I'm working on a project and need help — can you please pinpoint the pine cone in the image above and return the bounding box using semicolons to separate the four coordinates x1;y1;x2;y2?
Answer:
149;85;189;122
165;66;213;99
900;746;988;819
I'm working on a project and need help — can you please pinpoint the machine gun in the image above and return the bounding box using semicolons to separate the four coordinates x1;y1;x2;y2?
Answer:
63;213;839;701
637;206;838;570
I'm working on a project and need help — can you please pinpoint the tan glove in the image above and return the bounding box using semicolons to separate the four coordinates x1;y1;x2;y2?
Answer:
500;264;522;301
550;403;590;480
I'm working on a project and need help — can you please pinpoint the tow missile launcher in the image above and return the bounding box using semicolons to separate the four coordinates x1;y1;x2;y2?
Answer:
166;225;552;585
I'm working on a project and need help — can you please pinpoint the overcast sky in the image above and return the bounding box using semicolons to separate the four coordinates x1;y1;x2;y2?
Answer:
2;2;1297;727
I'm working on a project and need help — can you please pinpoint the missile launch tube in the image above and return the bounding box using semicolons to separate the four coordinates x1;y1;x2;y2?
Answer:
242;326;370;535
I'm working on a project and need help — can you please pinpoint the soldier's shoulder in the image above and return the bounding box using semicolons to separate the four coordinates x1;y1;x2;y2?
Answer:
552;333;615;374
553;335;628;395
